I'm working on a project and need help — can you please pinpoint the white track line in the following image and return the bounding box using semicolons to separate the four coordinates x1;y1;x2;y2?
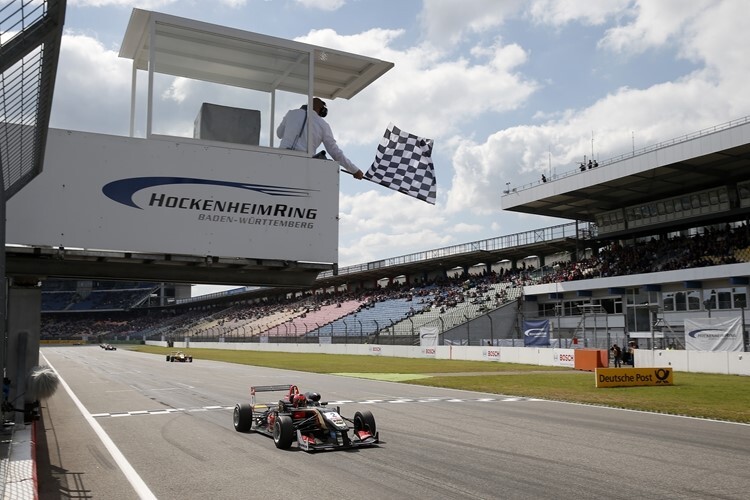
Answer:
41;353;157;499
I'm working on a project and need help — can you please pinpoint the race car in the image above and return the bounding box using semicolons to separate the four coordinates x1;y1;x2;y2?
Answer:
103;344;116;350
233;384;379;452
166;351;192;362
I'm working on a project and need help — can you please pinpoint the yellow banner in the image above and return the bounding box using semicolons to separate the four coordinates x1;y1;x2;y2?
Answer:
595;367;673;388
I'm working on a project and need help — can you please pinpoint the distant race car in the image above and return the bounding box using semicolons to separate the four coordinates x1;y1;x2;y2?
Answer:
103;344;117;351
233;384;379;452
166;351;192;362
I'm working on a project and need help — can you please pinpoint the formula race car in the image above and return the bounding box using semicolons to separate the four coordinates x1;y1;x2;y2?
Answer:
102;344;117;350
233;384;379;452
166;351;193;362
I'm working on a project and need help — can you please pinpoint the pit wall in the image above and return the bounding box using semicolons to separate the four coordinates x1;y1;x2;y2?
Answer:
146;341;750;376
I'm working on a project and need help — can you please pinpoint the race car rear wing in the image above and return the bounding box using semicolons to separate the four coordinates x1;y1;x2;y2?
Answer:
250;385;294;406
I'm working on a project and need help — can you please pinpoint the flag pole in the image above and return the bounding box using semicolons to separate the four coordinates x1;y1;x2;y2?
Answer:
340;168;376;185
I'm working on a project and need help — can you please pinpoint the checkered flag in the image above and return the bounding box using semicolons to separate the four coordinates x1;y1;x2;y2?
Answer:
365;123;436;205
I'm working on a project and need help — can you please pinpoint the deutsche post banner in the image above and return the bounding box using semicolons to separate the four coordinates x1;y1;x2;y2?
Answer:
595;367;673;388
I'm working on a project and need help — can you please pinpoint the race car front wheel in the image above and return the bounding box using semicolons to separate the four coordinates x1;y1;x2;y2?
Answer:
354;410;377;436
273;415;294;449
233;403;253;432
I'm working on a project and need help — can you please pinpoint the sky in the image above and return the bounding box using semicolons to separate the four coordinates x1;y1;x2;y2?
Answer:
45;0;750;297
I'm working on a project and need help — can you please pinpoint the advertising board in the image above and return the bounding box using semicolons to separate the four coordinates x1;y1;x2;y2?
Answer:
6;129;339;264
595;367;674;388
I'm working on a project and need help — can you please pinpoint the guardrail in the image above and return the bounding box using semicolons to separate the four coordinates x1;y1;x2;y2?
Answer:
509;115;750;194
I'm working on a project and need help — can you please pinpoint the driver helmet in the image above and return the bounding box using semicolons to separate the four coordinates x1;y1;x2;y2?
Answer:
293;393;307;407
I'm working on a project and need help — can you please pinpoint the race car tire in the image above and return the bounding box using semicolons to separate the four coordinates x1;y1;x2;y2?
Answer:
188;357;193;362
354;410;377;436
166;355;170;362
233;403;253;432
273;415;294;449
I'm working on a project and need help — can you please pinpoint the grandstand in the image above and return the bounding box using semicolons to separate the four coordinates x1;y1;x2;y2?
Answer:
512;116;750;350
42;280;160;312
36;115;750;354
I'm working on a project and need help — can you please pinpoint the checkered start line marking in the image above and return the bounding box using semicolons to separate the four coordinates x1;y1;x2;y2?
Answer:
90;396;542;418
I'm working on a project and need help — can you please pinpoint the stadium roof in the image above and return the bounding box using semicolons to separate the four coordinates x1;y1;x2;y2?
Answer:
118;8;394;101
502;117;750;223
5;246;330;287
4;7;394;289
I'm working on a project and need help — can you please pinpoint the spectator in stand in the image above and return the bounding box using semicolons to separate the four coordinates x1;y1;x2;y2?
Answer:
610;344;622;367
627;341;638;366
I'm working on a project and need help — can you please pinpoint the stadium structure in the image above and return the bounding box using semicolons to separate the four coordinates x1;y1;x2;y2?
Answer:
41;116;750;355
3;5;750;418
3;6;746;499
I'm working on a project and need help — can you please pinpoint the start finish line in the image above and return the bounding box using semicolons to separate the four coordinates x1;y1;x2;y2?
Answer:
595;367;674;388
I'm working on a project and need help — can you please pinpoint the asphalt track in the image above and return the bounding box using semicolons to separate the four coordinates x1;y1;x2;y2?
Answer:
37;345;750;500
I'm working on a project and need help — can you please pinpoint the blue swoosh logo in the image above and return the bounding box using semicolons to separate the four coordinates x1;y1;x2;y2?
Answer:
102;177;314;209
687;329;725;338
524;328;547;337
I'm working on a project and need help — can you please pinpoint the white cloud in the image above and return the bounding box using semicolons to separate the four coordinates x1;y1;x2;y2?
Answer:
599;0;713;55
297;28;539;147
443;0;750;216
452;222;484;233
339;228;454;267
50;32;133;135
161;77;191;104
68;0;178;8
679;0;750;92
337;189;451;266
444;73;737;215
47;0;750;272
446;125;552;215
294;0;345;11
219;0;247;7
340;189;445;234
418;0;523;46
526;0;631;27
339;227;455;267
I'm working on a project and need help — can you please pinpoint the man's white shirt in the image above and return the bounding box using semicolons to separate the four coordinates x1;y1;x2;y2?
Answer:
276;108;359;175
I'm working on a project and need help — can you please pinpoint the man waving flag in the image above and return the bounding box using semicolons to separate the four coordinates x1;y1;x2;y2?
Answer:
364;123;436;205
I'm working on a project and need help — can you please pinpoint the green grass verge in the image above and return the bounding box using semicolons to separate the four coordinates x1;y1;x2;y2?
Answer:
130;345;750;423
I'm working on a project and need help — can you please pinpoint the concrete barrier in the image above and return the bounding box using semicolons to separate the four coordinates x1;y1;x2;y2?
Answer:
147;341;750;375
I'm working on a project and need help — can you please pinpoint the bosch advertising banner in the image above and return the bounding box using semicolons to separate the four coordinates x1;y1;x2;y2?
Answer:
595;367;673;388
482;348;501;362
523;319;550;346
553;349;575;367
420;326;439;357
684;317;744;352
